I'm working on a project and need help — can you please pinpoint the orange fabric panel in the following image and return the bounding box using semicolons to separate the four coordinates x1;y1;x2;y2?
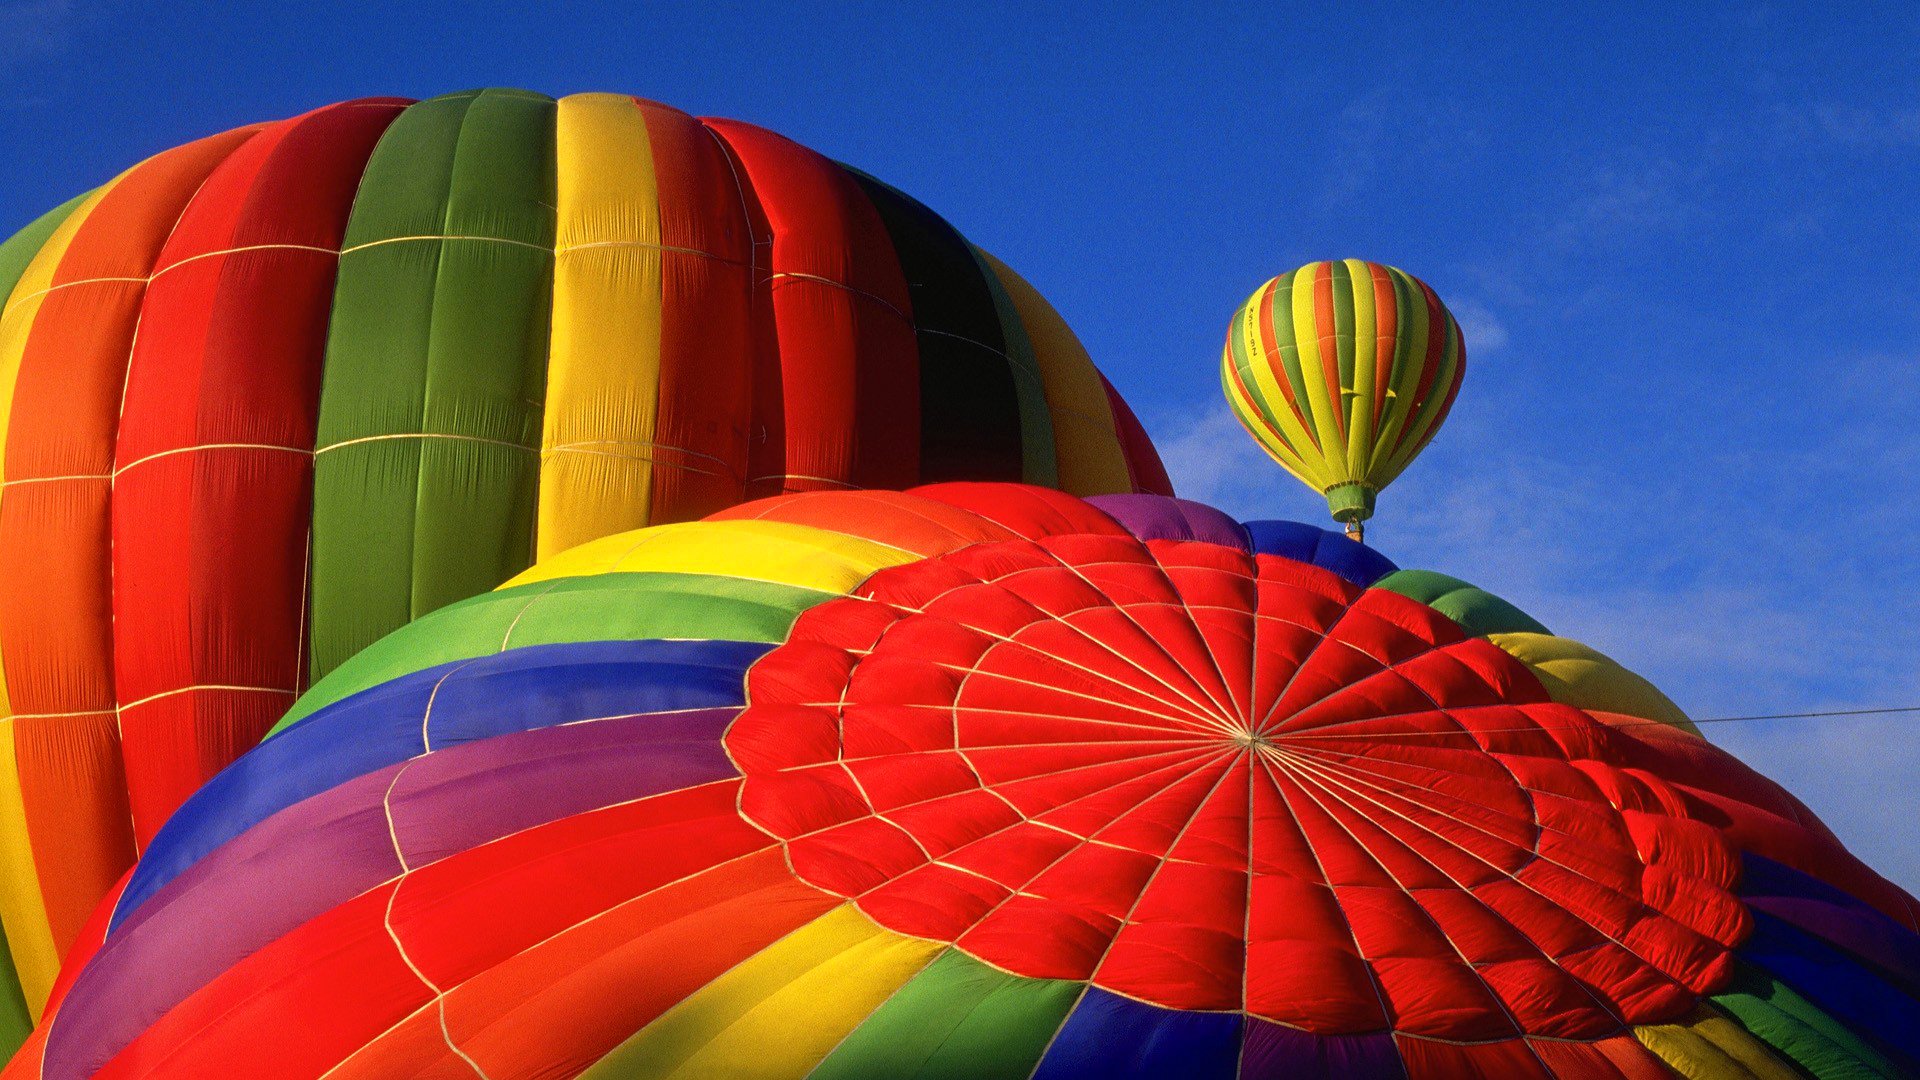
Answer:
0;125;257;953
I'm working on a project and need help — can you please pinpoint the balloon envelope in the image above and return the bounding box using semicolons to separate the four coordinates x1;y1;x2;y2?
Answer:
21;484;1915;1080
1222;259;1464;526
0;89;1168;1041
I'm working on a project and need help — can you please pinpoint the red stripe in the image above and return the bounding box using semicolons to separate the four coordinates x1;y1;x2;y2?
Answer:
1369;263;1397;432
1392;277;1449;460
702;118;918;497
1253;278;1313;440
0;124;259;954
634;99;753;522
1099;377;1173;495
1312;263;1345;439
111;100;403;851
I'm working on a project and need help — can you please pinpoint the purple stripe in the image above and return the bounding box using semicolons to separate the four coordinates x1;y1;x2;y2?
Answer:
46;709;738;1080
1240;1019;1405;1079
1086;494;1251;550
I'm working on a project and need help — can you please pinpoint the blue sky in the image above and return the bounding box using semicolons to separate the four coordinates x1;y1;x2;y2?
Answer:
1;2;1915;888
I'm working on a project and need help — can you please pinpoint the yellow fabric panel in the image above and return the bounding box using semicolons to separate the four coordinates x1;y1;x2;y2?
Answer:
1489;631;1699;735
582;903;942;1079
1222;345;1314;479
1634;1005;1803;1080
502;519;918;596
0;182;114;1009
974;250;1130;496
1343;258;1378;477
539;91;664;558
1235;282;1328;487
1290;269;1345;474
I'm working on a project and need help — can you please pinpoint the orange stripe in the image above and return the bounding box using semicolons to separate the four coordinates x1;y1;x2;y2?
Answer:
1368;263;1396;433
0;125;257;960
1312;262;1344;439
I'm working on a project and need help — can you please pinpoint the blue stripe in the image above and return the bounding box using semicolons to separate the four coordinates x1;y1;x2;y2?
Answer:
1740;910;1920;1071
1033;988;1240;1079
1243;520;1397;586
112;638;766;931
1740;854;1920;995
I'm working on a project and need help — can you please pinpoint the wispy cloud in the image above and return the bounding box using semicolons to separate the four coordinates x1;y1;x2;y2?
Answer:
1450;299;1508;355
1148;350;1920;889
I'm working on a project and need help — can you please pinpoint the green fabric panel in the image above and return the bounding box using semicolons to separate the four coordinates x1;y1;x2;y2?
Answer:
1328;258;1356;406
969;244;1058;489
1712;962;1901;1079
0;920;29;1065
309;88;557;680
809;949;1080;1080
1227;296;1289;454
273;571;820;733
0;190;91;304
1373;569;1551;636
1374;266;1425;466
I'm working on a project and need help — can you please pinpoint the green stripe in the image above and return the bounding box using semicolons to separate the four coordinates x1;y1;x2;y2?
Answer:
1267;268;1318;450
970;245;1059;488
0;189;92;306
1328;258;1356;415
273;570;822;734
809;949;1080;1080
1372;569;1550;636
309;88;558;680
1711;962;1902;1079
1226;287;1292;456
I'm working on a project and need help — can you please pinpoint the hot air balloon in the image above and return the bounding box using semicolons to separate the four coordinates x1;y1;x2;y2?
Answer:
0;89;1170;1045
1223;259;1464;542
18;485;1914;1079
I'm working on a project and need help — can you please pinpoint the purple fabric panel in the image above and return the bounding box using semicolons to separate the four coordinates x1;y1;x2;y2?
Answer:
1240;1019;1406;1079
45;708;737;1080
1085;494;1251;550
1747;895;1920;993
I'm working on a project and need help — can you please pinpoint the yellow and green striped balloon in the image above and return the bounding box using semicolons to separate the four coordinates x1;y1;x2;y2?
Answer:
1222;259;1465;535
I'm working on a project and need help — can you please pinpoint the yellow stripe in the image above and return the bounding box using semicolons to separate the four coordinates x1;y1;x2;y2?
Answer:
1234;280;1329;488
502;519;917;596
1343;259;1378;478
1222;355;1313;479
1634;1005;1804;1079
581;904;942;1079
1489;631;1699;734
538;92;665;559
1291;267;1347;483
975;251;1131;496
0;181;116;1013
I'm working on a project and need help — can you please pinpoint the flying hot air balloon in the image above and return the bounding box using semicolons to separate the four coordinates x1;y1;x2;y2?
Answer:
0;88;1170;1050
18;484;1916;1079
1222;259;1464;542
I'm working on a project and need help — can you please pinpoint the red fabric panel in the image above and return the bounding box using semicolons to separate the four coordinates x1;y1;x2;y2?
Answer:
906;481;1131;540
110;99;403;848
705;489;1018;555
634;99;753;522
329;852;835;1079
0;124;257;951
1100;374;1173;495
42;868;128;1018
702;118;918;497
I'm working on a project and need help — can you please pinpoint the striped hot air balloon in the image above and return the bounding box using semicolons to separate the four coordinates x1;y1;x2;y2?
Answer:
18;485;1915;1079
0;88;1170;1048
1222;259;1464;541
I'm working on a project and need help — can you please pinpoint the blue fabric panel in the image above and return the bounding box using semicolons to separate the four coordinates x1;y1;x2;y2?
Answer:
112;637;767;929
1032;987;1241;1079
1243;519;1397;586
1741;910;1920;1071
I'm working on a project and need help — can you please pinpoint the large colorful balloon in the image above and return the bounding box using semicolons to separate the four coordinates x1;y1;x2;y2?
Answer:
0;90;1169;1041
17;484;1913;1079
1223;260;1464;540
